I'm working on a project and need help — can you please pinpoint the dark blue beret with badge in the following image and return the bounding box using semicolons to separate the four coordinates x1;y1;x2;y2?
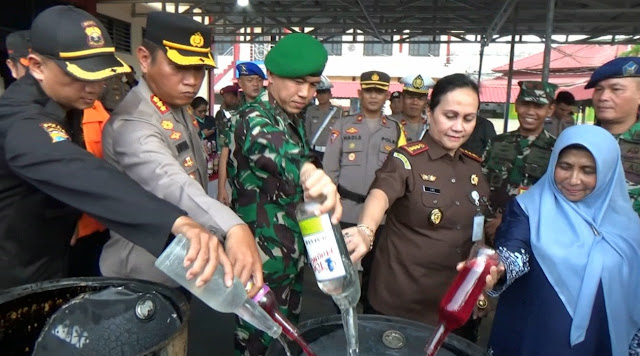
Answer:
585;57;640;89
236;62;266;79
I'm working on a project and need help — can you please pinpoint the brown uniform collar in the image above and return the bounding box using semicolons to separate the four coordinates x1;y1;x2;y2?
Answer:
422;133;463;161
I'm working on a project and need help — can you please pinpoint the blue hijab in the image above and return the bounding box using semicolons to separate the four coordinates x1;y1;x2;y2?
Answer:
517;125;640;355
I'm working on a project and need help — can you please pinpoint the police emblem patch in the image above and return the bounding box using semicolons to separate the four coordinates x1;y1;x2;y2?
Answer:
330;129;340;144
82;21;104;48
190;32;205;47
40;123;70;143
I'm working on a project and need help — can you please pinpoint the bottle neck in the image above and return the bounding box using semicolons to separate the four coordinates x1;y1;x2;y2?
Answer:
425;323;448;356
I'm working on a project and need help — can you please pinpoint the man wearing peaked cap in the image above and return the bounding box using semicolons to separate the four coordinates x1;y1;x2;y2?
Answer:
389;90;403;115
226;32;342;355
322;70;406;314
587;56;640;216
0;5;227;290
100;11;263;292
482;80;558;238
304;75;342;160
5;30;30;80
394;74;434;141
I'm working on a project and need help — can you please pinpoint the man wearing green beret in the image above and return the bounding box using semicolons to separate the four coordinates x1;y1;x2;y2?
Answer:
227;33;342;355
482;80;557;238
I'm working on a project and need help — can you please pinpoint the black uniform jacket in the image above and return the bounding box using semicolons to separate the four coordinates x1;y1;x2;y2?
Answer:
0;74;184;289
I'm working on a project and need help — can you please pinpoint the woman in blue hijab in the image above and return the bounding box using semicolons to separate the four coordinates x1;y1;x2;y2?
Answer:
485;125;640;355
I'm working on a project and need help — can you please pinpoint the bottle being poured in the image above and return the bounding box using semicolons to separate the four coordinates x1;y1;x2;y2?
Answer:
296;200;361;356
252;284;317;356
425;191;499;356
155;234;282;339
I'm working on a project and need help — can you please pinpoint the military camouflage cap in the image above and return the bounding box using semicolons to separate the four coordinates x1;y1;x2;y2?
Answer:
516;81;558;105
265;33;328;78
585;57;640;89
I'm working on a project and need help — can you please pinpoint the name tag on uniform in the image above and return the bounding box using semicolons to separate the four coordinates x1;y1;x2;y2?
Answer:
423;186;440;194
175;141;189;154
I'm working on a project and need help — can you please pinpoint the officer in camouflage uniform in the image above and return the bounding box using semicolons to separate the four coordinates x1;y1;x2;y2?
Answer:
586;57;640;216
217;62;267;206
482;81;558;237
227;33;342;356
392;73;435;141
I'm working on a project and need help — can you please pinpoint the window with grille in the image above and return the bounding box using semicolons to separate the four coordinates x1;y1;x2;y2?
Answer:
96;14;131;54
363;36;392;56
324;41;342;56
213;35;234;55
408;36;440;57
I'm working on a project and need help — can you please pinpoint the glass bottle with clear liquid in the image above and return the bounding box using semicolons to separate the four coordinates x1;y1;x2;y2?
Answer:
154;234;282;339
296;200;361;356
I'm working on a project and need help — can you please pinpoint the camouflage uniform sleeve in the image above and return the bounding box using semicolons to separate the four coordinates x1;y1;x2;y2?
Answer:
215;110;229;148
481;138;493;178
303;111;313;144
239;111;308;190
321;117;343;184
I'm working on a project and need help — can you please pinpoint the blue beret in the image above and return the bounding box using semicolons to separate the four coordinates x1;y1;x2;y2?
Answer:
236;62;266;79
585;57;640;89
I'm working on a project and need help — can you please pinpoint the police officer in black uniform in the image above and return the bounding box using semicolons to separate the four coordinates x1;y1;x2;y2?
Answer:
0;6;232;290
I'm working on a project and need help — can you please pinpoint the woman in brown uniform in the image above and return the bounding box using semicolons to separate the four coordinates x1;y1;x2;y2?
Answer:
344;73;491;341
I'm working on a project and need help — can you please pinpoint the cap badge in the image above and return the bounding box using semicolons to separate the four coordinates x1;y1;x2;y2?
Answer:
82;21;105;48
623;61;639;76
371;72;380;81
430;208;443;225
239;64;247;74
412;75;424;89
190;32;205;48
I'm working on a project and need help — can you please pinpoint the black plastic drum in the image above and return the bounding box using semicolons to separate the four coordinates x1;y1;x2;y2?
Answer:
0;277;189;355
266;314;486;356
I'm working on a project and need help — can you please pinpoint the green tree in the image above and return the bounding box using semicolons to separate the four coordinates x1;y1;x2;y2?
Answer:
619;45;640;57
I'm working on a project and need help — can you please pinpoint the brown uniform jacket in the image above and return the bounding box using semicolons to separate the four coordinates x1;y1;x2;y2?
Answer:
368;133;490;325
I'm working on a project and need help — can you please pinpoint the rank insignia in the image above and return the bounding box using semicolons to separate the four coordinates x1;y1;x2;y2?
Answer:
348;153;356;161
471;174;479;186
330;129;340;144
461;149;482;162
421;174;437;182
39;122;70;143
161;120;174;130
349;142;356;149
170;131;182;140
346;127;359;134
402;142;429;156
393;152;411;169
430;208;443;225
151;95;169;114
183;156;194;167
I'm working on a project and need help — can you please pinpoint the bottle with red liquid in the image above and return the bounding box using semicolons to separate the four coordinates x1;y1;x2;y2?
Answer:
252;284;317;356
425;191;499;356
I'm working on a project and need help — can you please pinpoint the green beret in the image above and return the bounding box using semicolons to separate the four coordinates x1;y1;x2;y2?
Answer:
265;33;328;78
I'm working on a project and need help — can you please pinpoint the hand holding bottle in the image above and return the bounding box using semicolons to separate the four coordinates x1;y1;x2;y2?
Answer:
299;162;342;224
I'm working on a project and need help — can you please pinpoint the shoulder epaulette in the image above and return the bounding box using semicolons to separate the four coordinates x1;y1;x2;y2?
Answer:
402;141;429;155
150;95;170;115
460;148;482;162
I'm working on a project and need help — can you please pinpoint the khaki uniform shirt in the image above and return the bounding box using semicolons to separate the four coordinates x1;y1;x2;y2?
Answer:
391;114;428;142
368;133;490;325
304;104;341;149
322;114;405;223
101;78;243;284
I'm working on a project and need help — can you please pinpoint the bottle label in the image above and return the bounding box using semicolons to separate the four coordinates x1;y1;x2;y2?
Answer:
299;214;347;281
472;213;485;242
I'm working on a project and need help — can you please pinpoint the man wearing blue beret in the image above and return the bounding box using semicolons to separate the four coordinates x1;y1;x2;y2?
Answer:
217;62;267;206
227;33;343;355
586;57;640;216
